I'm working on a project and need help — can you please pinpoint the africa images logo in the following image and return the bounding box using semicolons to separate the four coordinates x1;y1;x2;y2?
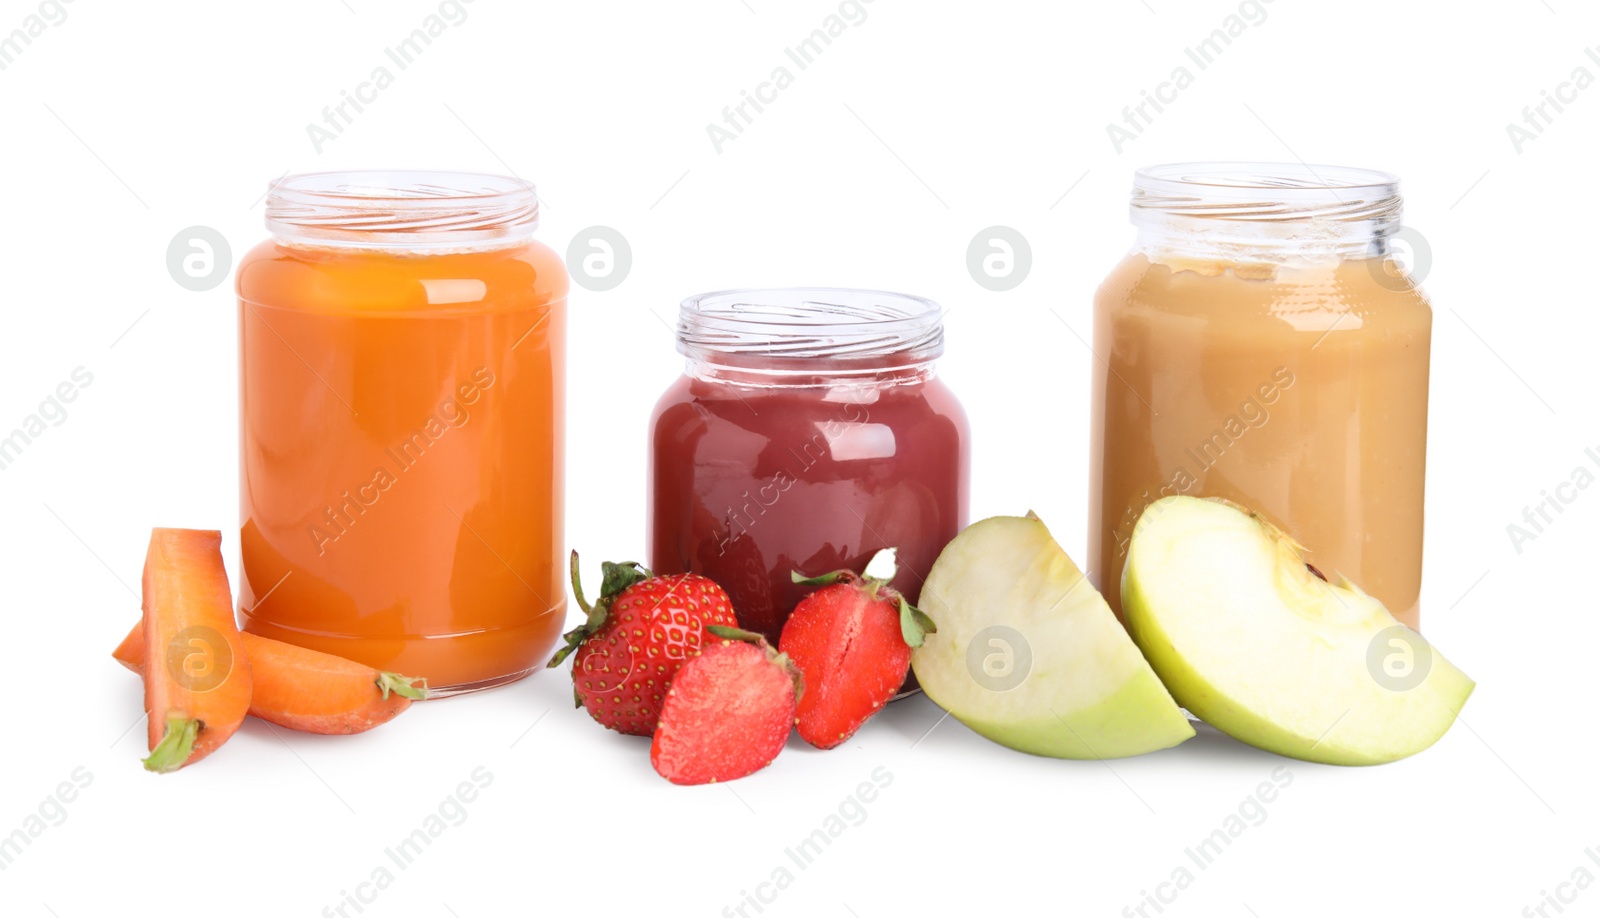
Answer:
308;367;495;556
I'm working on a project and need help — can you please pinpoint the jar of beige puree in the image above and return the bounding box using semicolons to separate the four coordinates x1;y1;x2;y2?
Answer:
1089;163;1431;629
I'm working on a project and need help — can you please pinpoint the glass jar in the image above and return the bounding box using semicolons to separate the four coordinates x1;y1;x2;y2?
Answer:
649;288;969;647
1089;162;1431;629
237;171;568;696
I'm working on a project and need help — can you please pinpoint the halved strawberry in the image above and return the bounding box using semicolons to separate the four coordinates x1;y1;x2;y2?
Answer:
650;627;803;785
548;553;738;736
780;549;936;749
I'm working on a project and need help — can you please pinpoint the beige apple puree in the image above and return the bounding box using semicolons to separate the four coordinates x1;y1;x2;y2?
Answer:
1089;164;1431;630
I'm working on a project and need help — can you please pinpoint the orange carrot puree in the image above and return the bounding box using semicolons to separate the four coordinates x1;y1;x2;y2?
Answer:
236;239;567;693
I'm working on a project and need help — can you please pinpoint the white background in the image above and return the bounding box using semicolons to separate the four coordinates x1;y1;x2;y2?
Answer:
1;1;1594;915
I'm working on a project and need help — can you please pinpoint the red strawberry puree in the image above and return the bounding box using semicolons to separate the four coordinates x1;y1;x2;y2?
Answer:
648;288;969;646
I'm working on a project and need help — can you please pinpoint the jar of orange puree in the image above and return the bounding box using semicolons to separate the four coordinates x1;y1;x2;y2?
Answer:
1090;163;1431;630
237;171;567;695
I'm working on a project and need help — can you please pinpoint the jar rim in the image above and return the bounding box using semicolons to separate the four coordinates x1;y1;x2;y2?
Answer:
1131;161;1402;235
677;287;945;368
265;170;540;249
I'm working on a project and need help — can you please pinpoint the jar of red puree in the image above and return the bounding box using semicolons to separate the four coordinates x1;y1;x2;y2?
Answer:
648;288;969;647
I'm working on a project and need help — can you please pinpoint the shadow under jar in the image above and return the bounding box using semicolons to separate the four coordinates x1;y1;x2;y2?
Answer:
648;289;970;677
237;171;567;696
1089;162;1432;630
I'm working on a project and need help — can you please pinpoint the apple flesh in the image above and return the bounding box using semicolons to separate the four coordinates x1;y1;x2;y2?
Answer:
1122;496;1474;766
912;515;1194;759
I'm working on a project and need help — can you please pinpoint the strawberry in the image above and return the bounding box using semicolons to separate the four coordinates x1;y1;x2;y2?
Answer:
780;548;936;749
650;626;803;785
547;552;737;736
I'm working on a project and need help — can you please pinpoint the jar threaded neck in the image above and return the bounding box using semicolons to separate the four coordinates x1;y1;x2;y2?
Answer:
265;170;539;250
1130;162;1402;255
677;288;945;374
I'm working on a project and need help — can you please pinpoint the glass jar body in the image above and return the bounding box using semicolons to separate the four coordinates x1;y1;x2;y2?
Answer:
237;236;567;695
1088;247;1431;629
648;362;969;645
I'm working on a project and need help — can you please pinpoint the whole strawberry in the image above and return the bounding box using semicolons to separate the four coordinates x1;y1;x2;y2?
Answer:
651;626;803;785
548;552;737;736
780;548;936;749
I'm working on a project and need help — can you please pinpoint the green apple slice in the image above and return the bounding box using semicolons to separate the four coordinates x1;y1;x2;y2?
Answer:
1122;496;1474;766
913;514;1194;759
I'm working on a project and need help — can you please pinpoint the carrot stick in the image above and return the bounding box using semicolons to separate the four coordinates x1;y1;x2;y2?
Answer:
140;529;253;772
115;624;426;735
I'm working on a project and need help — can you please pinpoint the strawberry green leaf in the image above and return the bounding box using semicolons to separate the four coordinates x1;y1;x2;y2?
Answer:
898;596;936;649
794;549;899;596
791;569;850;587
568;551;592;614
547;616;599;669
548;553;651;668
707;624;768;645
599;560;650;600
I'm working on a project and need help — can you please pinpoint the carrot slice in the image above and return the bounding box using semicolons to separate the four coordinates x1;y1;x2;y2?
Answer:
115;624;426;735
140;529;253;772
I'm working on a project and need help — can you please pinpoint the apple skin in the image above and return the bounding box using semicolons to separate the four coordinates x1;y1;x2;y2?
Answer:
913;515;1194;760
1122;496;1474;766
935;665;1199;759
